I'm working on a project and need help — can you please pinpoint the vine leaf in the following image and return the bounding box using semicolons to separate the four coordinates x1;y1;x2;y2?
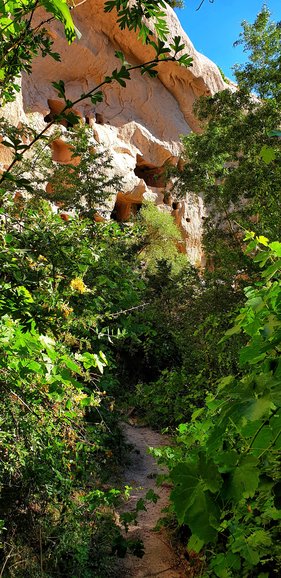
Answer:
171;454;221;543
227;456;259;501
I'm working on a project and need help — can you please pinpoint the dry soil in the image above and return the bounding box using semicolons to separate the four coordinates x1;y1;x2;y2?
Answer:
115;423;187;578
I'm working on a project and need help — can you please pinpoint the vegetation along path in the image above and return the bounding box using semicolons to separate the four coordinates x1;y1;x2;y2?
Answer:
116;423;187;578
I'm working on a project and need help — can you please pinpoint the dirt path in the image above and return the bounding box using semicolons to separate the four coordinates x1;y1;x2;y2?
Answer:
115;423;187;578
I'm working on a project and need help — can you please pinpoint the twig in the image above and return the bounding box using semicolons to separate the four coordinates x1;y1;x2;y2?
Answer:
0;544;14;577
71;0;88;7
10;390;40;418
107;302;150;319
196;0;214;11
39;526;43;574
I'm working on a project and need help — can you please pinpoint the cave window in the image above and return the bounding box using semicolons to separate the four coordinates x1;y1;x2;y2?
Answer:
95;113;104;125
44;99;81;129
110;207;118;221
134;155;164;188
110;197;142;223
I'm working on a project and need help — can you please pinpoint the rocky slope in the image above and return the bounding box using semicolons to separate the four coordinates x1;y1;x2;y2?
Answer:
2;1;227;263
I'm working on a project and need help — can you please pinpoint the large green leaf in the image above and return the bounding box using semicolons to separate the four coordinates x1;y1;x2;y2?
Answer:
243;396;274;421
171;454;221;542
227;456;259;501
251;425;272;456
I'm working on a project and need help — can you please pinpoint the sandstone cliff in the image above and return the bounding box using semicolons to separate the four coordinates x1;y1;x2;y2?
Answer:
2;1;227;264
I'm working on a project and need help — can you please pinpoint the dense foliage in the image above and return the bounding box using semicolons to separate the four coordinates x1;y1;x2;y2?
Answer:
0;0;193;575
0;1;280;577
0;174;185;574
155;236;281;577
174;7;281;277
0;196;133;574
146;8;281;578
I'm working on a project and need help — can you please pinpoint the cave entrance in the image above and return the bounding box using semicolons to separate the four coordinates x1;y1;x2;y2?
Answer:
111;193;142;222
44;99;82;128
134;155;166;188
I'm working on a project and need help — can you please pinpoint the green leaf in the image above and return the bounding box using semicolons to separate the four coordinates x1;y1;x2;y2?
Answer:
52;80;66;99
251;425;272;456
42;0;76;43
145;489;158;503
171;455;221;542
210;552;241;577
187;534;204;554
256;235;269;246
259;145;276;164
115;50;125;63
247;529;272;549
239;342;266;366
243;396;273;421
217;375;235;392
227;456;259;501
26;360;43;373
5;233;13;244
223;325;241;339
214;450;239;473
178;54;193;67
90;91;104;105
63;357;82;375
268;129;281;137
262;259;281;279
269;241;281;257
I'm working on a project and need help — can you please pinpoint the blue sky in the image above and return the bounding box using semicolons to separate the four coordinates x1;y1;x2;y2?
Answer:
175;0;281;80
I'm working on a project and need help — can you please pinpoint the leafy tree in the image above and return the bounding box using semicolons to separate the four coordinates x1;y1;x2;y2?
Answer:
0;0;195;569
145;10;281;576
158;235;281;577
0;190;154;574
0;0;76;104
1;122;122;218
175;7;281;278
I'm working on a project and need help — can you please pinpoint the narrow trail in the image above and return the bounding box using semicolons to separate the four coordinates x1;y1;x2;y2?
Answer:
115;423;188;578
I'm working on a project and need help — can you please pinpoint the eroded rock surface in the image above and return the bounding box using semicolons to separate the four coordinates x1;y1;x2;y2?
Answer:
3;1;227;263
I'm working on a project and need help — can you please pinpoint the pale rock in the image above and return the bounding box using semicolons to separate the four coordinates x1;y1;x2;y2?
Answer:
4;1;227;263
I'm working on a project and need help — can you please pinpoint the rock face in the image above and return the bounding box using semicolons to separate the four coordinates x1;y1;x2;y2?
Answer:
4;1;226;263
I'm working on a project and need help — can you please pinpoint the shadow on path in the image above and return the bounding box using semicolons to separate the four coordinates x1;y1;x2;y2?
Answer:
115;423;188;578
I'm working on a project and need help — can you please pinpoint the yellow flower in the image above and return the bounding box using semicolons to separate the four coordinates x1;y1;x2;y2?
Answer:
73;393;87;402
70;277;87;294
27;257;37;268
61;303;74;318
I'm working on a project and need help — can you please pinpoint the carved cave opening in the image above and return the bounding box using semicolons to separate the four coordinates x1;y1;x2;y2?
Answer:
95;113;105;125
111;193;142;222
44;99;82;128
134;155;166;188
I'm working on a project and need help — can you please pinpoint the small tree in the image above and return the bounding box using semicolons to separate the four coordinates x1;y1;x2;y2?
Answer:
175;7;281;277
